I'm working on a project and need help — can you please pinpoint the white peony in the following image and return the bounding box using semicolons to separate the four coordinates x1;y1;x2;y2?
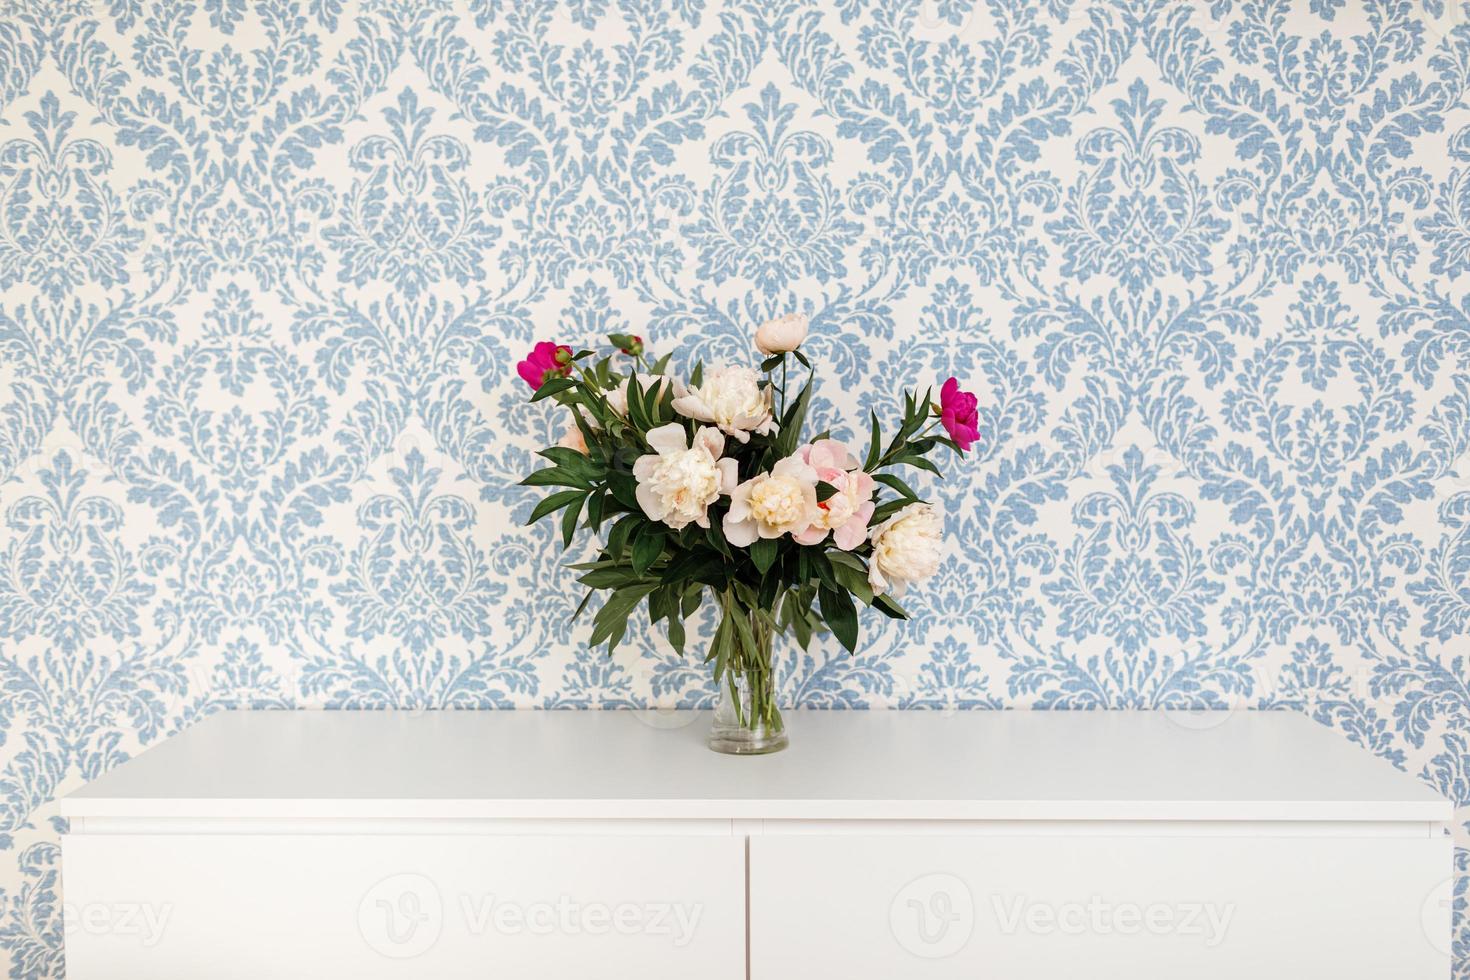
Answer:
723;456;822;547
867;502;943;596
754;312;808;356
632;423;737;530
672;365;776;443
606;374;678;417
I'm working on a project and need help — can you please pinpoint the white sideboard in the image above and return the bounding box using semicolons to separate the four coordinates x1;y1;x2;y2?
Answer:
61;709;1453;978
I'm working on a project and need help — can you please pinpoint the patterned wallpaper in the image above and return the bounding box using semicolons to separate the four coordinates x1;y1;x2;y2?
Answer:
1;0;1469;973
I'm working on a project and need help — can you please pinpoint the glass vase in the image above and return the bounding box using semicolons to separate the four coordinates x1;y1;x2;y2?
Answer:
707;603;787;755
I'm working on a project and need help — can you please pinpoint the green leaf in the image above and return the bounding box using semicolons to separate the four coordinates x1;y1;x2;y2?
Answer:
577;566;645;589
749;536;779;574
590;583;658;651
528;489;584;525
607;471;640;510
819;586;859;654
790;605;813;648
560;492;584;546
731;581;761;610
624;375;650;431
760;354;784;372
810;550;838;590
648;585;675;624
865;410;882;470
641;375;664;419
689;361;704;388
872;472;920;500
530;377;575;403
705;519;731;558
605;514;640;561
828;553;874;605
776;376;813;457
631;526;665;575
661;551;728;587
708;613;733;680
872;593;909;620
815;480;837;502
728;601;759;664
538;446;601;471
654;377;676;423
520;467;589;489
870;498;913;524
666;615;686;654
586;488;607;529
896;454;943;478
757;566;783;608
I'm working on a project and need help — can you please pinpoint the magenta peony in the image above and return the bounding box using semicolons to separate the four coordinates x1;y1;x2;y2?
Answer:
938;377;980;451
517;341;573;390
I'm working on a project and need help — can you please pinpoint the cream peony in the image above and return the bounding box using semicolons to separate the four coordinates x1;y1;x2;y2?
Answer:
754;312;808;355
792;439;876;551
557;407;598;455
867;502;943;596
632;423;737;530
606;373;679;417
672;366;776;443
723;456;822;547
557;425;588;455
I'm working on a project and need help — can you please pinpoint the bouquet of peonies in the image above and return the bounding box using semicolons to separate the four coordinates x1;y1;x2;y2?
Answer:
517;314;978;753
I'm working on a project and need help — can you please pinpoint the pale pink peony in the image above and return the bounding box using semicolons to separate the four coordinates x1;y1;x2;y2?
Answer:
792;439;876;551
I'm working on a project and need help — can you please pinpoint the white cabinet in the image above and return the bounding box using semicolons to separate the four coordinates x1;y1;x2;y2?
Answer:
750;833;1449;977
61;710;1453;979
63;834;743;979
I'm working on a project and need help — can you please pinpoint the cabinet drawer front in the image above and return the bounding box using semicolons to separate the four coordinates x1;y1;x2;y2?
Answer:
63;834;743;980
751;834;1450;979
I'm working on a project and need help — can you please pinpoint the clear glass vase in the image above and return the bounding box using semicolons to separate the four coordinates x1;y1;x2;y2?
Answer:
706;602;787;754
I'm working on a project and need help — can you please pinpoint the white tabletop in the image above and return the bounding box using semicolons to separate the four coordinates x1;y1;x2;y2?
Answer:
61;709;1451;822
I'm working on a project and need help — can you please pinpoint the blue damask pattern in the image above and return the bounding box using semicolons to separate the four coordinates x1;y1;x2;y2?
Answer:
0;0;1468;974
